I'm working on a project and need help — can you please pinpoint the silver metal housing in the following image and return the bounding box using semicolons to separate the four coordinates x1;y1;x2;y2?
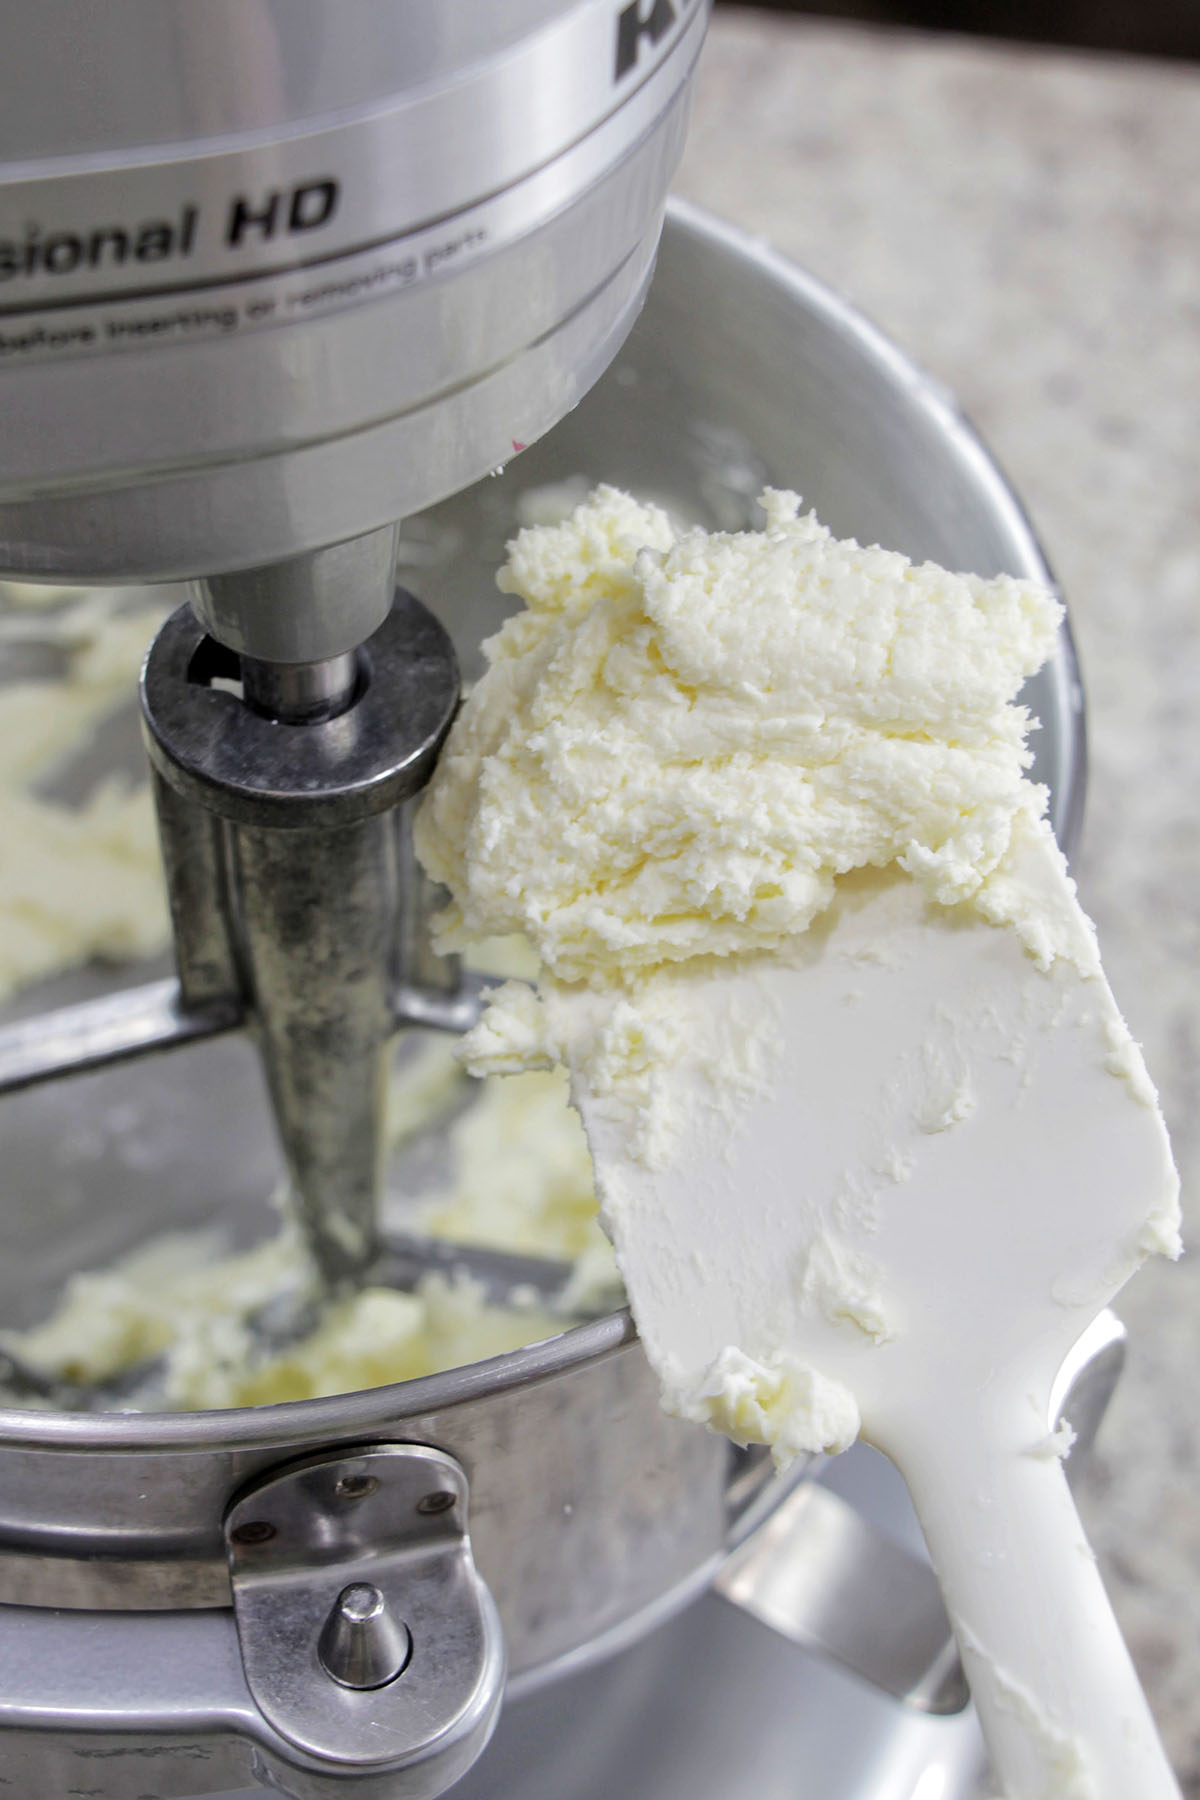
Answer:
0;0;706;586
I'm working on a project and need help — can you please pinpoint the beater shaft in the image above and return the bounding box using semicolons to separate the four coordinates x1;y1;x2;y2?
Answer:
140;576;460;1292
230;814;397;1287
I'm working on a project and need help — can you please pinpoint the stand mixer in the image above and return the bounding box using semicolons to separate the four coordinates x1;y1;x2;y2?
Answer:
0;7;1119;1797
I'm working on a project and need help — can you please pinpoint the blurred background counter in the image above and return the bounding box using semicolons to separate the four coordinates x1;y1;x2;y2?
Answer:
678;9;1200;1789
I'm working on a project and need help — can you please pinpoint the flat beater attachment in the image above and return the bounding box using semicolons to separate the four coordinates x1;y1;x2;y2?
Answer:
140;590;460;1290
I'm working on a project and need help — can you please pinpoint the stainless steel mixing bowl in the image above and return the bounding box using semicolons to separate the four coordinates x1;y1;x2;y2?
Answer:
0;200;1082;1798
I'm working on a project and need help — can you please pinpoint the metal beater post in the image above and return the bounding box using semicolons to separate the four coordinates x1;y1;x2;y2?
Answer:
140;528;460;1290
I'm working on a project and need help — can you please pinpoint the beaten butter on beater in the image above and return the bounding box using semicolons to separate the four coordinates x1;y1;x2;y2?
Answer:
413;484;1118;1458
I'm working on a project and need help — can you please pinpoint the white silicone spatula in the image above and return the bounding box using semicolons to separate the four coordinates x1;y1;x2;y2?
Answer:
566;830;1181;1800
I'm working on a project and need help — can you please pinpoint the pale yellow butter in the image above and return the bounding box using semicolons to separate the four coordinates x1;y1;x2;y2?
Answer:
416;484;1067;1108
413;485;1080;1462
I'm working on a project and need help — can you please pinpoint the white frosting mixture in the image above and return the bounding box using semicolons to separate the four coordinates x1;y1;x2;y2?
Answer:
414;485;1176;1466
3;1053;604;1409
9;1223;565;1412
416;484;1080;1163
416;484;1064;985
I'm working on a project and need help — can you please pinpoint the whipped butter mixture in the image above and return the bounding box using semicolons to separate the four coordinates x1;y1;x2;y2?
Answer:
8;1054;605;1410
416;481;1072;1157
416;486;1064;979
0;584;168;998
415;484;1178;1465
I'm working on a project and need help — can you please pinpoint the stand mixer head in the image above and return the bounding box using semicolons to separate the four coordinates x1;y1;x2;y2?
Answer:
0;0;708;1296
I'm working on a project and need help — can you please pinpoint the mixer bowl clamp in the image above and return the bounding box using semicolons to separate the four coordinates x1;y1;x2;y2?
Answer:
224;1442;504;1793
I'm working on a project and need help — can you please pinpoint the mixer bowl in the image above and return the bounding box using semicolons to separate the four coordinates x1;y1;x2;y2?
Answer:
0;199;1082;1794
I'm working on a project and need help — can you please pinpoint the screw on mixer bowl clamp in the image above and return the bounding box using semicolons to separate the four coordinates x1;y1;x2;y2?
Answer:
224;1443;504;1791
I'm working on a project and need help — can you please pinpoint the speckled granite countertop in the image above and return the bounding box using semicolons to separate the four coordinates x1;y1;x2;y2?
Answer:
676;9;1200;1789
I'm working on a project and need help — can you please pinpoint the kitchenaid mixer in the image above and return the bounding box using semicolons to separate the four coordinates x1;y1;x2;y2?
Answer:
0;6;1115;1798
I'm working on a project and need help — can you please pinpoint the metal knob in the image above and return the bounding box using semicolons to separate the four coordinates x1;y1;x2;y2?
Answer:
318;1583;412;1691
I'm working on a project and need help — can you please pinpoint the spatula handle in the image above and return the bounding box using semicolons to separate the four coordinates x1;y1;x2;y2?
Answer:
892;1416;1180;1800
